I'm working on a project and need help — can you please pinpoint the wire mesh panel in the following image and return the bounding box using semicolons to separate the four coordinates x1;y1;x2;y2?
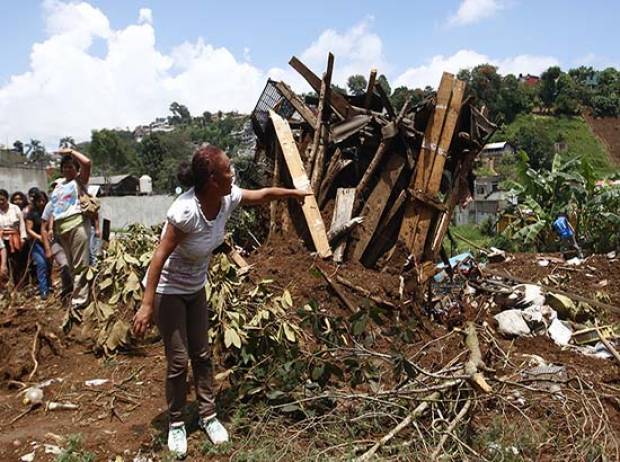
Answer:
251;79;297;141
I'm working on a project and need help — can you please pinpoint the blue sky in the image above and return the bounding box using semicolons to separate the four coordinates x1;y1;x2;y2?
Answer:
0;0;618;146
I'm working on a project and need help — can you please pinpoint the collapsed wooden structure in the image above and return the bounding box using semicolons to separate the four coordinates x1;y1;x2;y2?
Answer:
251;53;496;289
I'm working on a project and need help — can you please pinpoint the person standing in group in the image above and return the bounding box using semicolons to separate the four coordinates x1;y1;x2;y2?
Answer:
132;145;309;459
10;191;28;211
0;239;7;287
0;189;27;287
42;181;73;300
25;191;52;300
42;148;92;326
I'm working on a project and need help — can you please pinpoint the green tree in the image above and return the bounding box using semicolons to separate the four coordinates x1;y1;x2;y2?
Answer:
469;64;502;118
168;102;192;125
12;140;24;154
377;74;391;96
59;136;76;148
554;73;580;115
26;139;48;163
347;74;368;96
89;129;139;174
539;66;562;112
497;74;534;123
510;121;554;170
390;86;423;112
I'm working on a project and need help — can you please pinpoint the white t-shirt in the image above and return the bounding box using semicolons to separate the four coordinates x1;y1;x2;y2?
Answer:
50;179;81;221
152;186;243;294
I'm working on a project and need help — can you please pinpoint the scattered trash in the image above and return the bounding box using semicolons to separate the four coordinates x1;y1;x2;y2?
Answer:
487;247;507;263
546;293;593;322
20;452;35;462
23;387;43;405
565;257;584;266
548;318;573;346
434;252;475;283
578;341;615;359
606;251;616;259
537;258;550;267
85;378;110;387
494;310;531;337
46;402;79;411
572;325;615;345
595;279;608;288
44;444;62;455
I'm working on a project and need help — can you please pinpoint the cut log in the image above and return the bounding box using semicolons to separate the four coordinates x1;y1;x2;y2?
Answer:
270;110;332;258
329;188;356;263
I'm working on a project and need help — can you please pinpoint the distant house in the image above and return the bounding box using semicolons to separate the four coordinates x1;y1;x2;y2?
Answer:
89;174;140;196
480;141;515;159
454;176;512;225
133;119;175;142
518;74;540;86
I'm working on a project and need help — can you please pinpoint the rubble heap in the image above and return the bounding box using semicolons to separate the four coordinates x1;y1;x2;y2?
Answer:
251;53;496;290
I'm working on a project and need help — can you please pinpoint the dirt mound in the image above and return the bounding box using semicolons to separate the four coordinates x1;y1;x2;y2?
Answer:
583;112;620;167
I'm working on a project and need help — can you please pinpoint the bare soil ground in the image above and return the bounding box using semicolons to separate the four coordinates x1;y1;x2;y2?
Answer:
583;112;620;167
1;246;619;461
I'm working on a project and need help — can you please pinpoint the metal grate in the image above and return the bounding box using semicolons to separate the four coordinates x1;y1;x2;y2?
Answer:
251;79;297;141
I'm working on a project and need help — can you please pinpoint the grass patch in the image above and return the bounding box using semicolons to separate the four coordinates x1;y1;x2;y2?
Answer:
445;224;492;255
55;434;95;462
493;113;615;176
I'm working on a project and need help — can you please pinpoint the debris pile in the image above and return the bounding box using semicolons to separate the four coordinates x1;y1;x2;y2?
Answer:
251;53;495;291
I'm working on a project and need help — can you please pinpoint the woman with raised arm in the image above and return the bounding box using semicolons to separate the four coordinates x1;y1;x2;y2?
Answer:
132;145;308;459
46;148;91;324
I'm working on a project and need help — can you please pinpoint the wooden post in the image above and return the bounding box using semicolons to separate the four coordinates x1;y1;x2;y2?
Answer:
398;72;454;257
274;81;317;127
407;78;465;261
270;110;332;258
330;188;356;263
310;53;334;194
364;69;377;109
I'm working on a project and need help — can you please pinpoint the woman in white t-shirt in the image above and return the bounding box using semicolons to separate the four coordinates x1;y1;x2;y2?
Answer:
132;145;308;458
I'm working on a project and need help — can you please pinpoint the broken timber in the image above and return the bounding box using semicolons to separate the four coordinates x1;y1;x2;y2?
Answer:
269;110;332;258
252;54;495;296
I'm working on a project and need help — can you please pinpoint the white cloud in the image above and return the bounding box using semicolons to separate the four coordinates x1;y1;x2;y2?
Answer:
394;49;559;89
266;19;387;94
447;0;502;26
0;1;267;147
138;8;153;25
0;3;386;148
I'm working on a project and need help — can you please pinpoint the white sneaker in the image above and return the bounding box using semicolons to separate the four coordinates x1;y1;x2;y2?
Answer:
200;417;229;445
167;422;187;459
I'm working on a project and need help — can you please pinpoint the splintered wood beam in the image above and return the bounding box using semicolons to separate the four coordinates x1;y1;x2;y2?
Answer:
270;110;332;258
353;152;407;264
398;72;454;256
289;55;350;119
269;142;282;240
361;188;407;268
274;81;317;127
364;69;377;109
329;188;356;263
319;148;349;207
309;76;328;188
310;53;335;193
353;98;410;216
408;78;465;262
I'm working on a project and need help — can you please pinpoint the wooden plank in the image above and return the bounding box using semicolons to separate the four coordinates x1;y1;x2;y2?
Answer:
408;78;465;260
399;72;454;254
270;110;332;258
309;76;327;189
330;188;355;263
289;56;350;119
353;152;406;263
268;142;282;240
274;81;317;127
364;69;377;109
